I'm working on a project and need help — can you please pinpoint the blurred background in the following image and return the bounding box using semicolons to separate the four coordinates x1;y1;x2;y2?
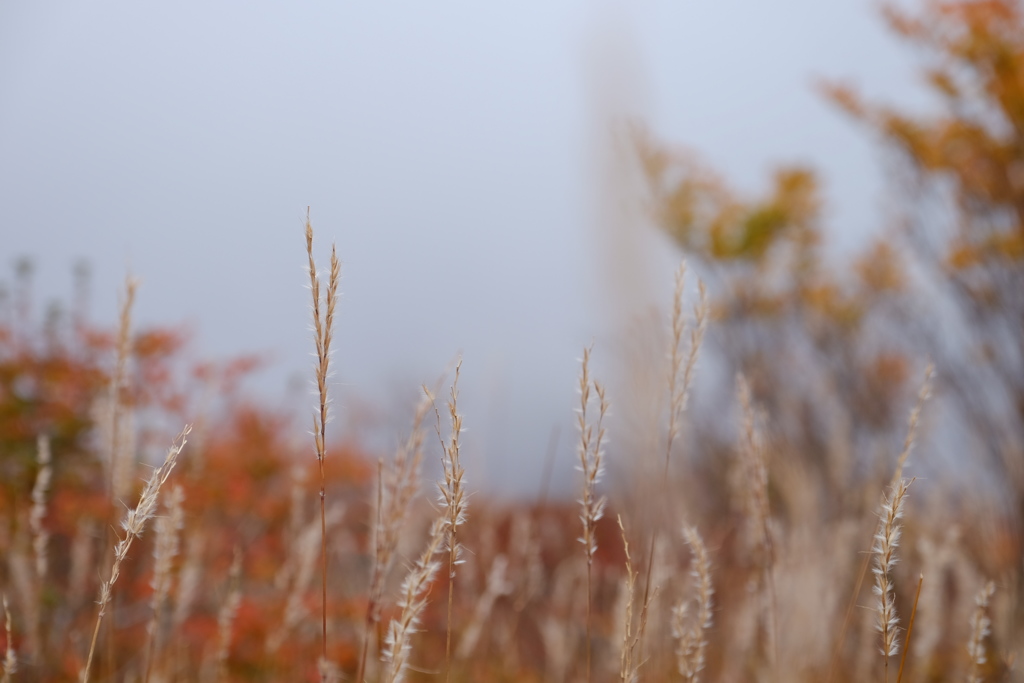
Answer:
0;1;926;495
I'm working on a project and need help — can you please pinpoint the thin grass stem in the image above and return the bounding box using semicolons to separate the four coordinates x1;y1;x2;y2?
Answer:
305;211;341;680
896;573;923;683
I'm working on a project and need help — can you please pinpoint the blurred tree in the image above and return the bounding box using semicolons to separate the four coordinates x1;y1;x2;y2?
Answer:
640;0;1024;532
823;0;1024;517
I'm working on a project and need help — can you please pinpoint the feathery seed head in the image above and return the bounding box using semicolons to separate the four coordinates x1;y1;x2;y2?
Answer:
873;477;912;660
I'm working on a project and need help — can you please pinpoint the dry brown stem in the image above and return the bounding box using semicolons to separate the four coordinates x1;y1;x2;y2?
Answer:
305;210;341;681
644;265;709;635
896;573;923;683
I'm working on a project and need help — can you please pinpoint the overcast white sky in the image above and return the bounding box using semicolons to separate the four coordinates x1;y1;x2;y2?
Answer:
0;1;927;495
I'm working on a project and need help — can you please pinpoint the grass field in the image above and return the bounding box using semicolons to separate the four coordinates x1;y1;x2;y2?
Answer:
0;215;1018;683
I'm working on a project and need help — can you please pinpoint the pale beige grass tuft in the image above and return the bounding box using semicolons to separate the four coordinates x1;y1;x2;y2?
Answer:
672;525;713;683
873;477;913;683
382;518;447;683
663;261;709;476
80;426;190;683
576;346;609;683
434;361;467;683
895;573;923;683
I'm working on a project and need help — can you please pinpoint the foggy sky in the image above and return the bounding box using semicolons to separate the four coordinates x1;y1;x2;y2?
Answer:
0;1;927;495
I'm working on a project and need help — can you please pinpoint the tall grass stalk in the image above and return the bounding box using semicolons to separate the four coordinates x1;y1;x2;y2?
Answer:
673;525;713;683
576;346;608;683
305;211;341;679
80;427;190;683
895;573;923;683
436;362;466;683
663;265;708;478
874;477;912;683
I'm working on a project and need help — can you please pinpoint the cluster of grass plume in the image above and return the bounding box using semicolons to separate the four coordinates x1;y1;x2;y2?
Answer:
2;225;1022;683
